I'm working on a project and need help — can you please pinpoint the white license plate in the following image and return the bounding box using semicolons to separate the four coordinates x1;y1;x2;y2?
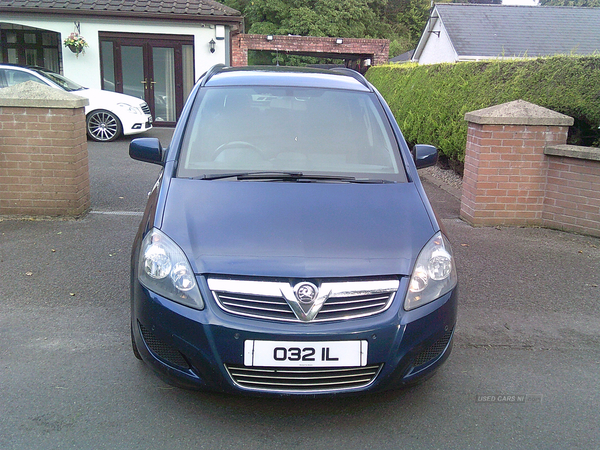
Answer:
244;340;368;367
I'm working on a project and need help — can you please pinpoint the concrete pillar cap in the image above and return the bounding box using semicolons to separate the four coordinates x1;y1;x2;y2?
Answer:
0;80;88;108
465;99;574;126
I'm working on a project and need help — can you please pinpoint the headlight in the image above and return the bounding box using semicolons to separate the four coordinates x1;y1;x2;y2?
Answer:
117;102;141;114
138;228;204;309
404;231;457;311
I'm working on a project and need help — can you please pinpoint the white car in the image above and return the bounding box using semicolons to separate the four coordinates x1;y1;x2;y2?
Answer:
0;64;153;142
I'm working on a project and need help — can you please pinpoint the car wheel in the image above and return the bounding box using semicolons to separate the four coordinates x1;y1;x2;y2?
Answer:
87;109;122;142
131;322;143;360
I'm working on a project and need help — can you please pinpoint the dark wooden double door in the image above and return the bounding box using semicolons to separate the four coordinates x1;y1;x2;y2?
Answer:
100;33;194;125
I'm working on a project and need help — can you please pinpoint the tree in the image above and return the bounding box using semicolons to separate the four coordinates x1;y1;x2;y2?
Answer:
217;0;433;57
381;0;431;56
243;0;391;38
219;0;391;38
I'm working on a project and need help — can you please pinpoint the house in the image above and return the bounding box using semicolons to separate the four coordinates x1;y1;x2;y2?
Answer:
389;50;414;64
412;4;600;65
0;0;243;125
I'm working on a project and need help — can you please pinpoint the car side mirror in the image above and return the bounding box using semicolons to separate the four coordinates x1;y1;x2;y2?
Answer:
129;138;164;166
413;144;438;169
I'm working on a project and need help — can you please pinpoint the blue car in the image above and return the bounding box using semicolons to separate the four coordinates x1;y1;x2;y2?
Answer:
129;65;458;395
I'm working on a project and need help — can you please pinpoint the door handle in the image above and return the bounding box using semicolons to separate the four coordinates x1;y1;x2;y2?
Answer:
141;80;156;90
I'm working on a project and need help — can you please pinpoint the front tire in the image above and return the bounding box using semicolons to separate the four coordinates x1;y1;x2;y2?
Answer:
87;110;122;142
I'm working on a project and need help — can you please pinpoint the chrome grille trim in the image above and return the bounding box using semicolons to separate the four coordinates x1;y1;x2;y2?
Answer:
208;278;399;323
317;293;391;314
217;293;296;320
225;364;383;393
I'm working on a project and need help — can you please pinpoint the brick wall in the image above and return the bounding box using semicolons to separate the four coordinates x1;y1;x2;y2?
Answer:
543;147;600;236
0;83;90;217
461;122;569;226
232;34;389;67
460;100;600;237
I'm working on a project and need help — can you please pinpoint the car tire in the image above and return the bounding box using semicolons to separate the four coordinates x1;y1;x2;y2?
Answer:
131;322;143;360
86;109;122;142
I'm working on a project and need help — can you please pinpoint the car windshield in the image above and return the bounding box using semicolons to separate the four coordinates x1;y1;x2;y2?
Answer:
33;68;85;92
177;86;406;182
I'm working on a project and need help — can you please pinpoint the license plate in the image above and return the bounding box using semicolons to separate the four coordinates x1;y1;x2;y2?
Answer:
244;340;368;367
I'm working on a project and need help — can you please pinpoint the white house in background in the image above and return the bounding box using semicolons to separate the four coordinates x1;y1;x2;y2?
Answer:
412;4;600;65
0;0;243;125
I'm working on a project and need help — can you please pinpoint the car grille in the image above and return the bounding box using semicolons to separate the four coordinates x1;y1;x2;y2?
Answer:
225;364;382;392
208;278;399;323
140;102;151;116
215;292;296;321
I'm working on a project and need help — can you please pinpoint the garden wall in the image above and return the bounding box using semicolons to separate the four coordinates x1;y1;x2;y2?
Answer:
461;100;600;237
0;82;90;217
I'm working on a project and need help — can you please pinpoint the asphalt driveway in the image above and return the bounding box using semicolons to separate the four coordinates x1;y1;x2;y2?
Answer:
1;128;599;449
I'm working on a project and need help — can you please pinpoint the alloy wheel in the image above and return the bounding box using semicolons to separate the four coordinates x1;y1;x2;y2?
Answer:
87;110;122;142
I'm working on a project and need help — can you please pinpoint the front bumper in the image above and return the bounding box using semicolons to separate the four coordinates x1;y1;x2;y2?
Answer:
122;113;153;136
131;277;458;395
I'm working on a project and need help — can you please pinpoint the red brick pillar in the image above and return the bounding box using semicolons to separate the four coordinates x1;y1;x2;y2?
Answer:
0;82;90;217
231;34;248;67
460;100;573;227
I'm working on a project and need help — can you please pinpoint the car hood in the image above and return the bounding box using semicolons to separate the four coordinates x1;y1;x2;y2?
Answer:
71;88;146;108
160;179;436;279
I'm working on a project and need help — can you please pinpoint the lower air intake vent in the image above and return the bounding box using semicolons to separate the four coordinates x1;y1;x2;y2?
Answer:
225;364;382;393
139;322;189;369
140;103;151;115
412;330;453;367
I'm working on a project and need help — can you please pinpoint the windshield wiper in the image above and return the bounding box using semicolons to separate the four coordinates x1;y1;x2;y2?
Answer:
196;172;395;183
348;178;395;184
238;173;357;182
197;171;303;180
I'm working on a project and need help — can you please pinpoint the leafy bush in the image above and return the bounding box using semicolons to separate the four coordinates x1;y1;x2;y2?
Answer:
366;56;600;162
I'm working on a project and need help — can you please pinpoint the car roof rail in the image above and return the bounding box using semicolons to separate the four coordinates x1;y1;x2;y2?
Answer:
329;67;371;90
199;64;227;87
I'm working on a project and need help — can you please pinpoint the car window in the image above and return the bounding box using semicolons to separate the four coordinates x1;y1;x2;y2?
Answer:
177;86;406;181
2;69;47;87
32;69;84;91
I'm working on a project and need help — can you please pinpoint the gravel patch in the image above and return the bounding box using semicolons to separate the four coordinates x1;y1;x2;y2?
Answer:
417;164;463;200
420;165;463;190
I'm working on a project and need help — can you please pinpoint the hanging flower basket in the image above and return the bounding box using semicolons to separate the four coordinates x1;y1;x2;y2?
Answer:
63;33;88;57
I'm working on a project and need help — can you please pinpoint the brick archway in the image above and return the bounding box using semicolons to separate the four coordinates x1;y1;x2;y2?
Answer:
232;34;389;70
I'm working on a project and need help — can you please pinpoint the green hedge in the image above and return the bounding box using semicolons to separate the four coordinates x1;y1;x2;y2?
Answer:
366;56;600;162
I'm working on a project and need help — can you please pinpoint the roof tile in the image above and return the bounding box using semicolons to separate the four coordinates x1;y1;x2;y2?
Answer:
436;4;600;58
0;0;241;17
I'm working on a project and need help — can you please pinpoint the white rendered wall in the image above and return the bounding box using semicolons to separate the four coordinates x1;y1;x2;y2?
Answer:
417;21;458;65
1;14;230;88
